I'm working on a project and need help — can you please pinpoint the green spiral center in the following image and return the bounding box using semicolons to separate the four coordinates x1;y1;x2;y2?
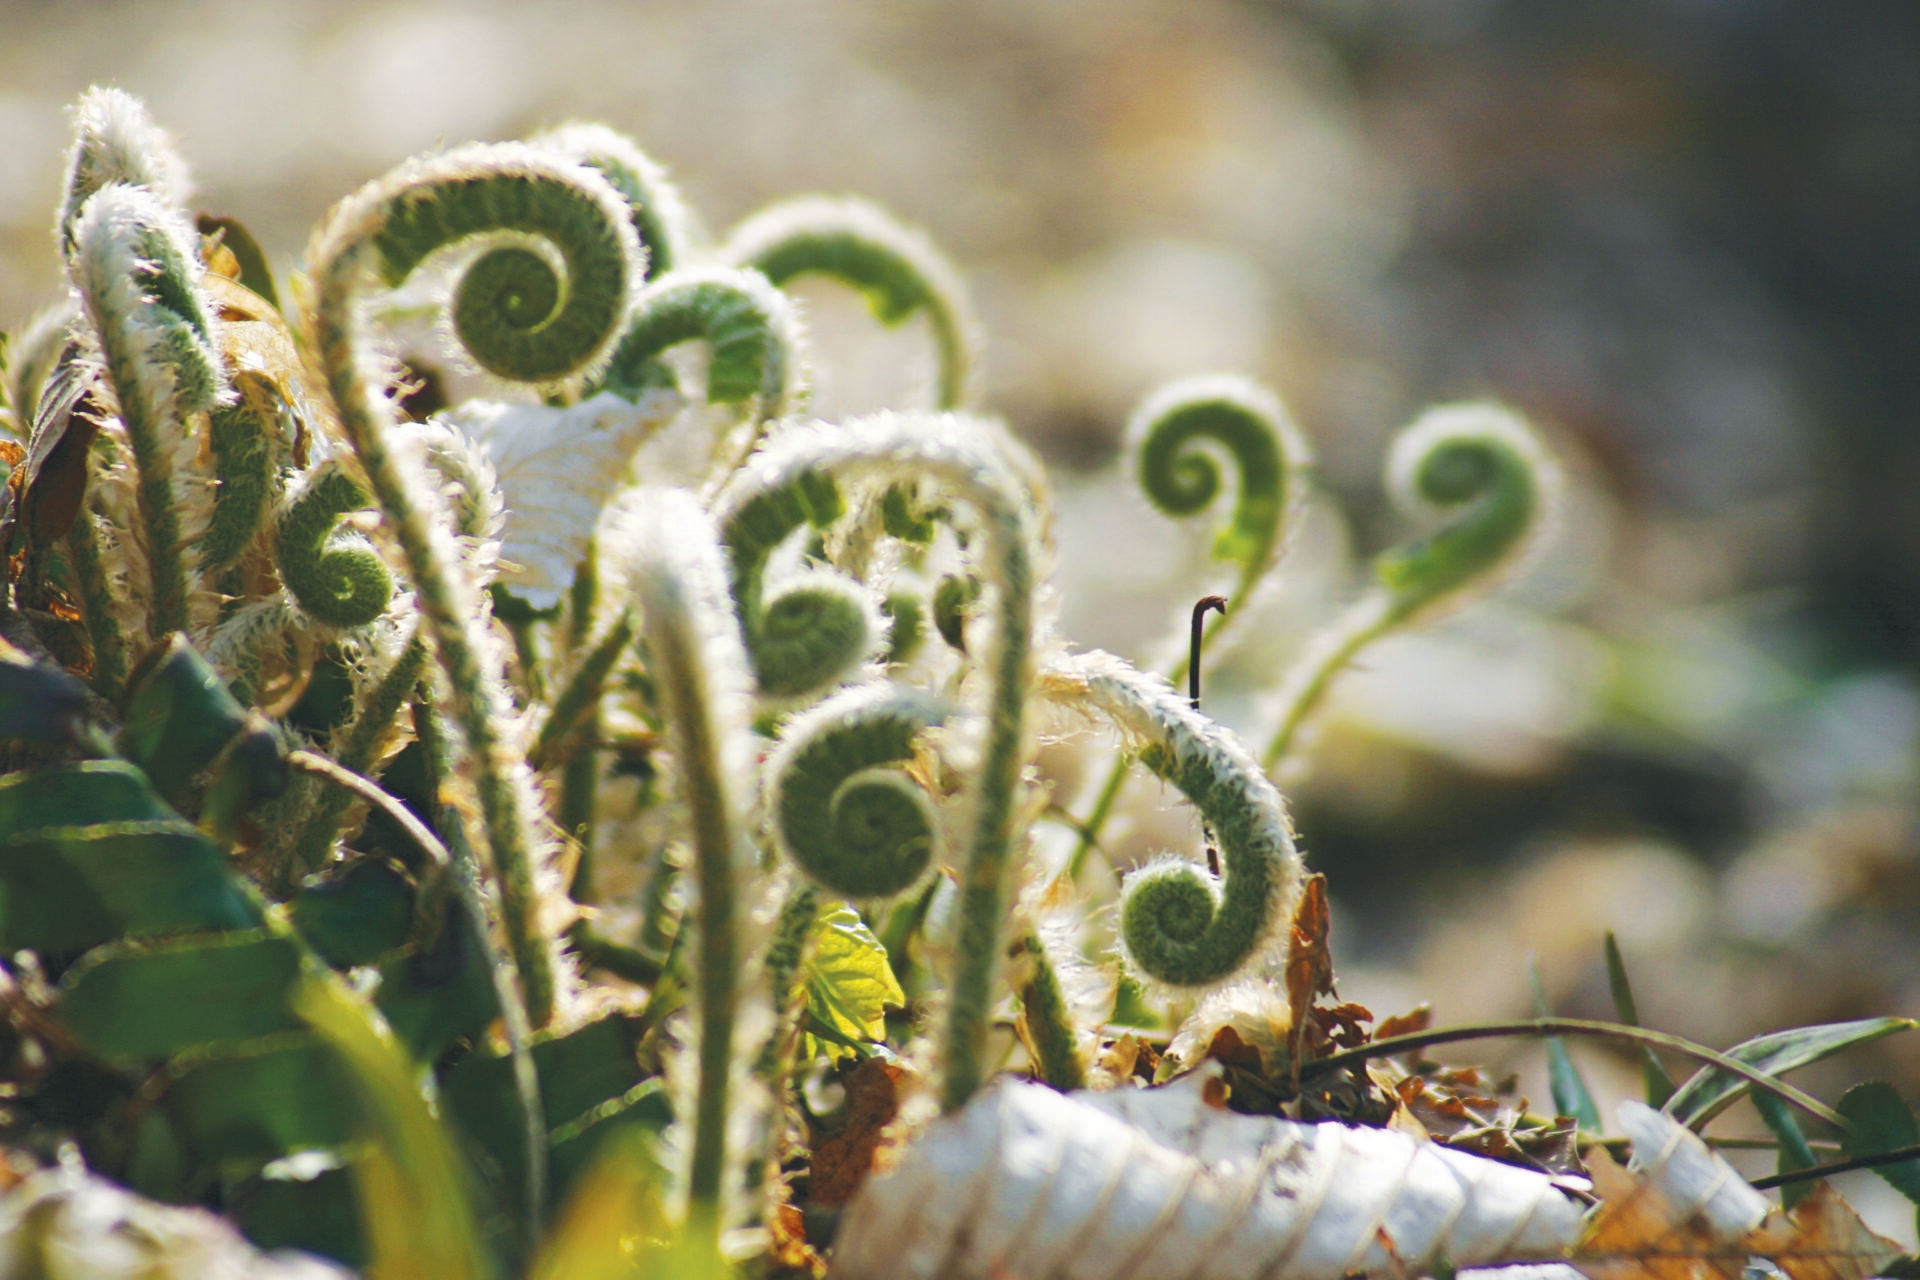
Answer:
372;170;630;384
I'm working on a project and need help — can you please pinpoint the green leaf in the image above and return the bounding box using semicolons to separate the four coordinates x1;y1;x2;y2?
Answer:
295;975;493;1280
231;1163;366;1271
118;634;252;811
0;645;94;747
1531;958;1601;1131
800;902;904;1062
1664;1018;1918;1126
1840;1081;1920;1206
0;759;167;835
1604;931;1676;1107
158;1032;355;1163
290;859;415;968
0;822;259;953
58;930;303;1063
1753;1087;1820;1208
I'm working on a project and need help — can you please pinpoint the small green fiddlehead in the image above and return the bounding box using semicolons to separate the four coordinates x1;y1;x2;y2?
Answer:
620;487;760;1237
310;142;644;1028
590;266;804;427
530;122;694;280
715;413;1039;1111
713;466;879;703
1373;402;1556;625
69;183;224;639
275;461;396;630
1042;650;1302;989
1129;374;1309;600
1262;402;1559;770
58;87;191;254
767;683;950;901
724;196;979;409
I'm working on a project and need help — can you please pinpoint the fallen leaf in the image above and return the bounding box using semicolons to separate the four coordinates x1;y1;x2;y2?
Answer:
806;1055;907;1207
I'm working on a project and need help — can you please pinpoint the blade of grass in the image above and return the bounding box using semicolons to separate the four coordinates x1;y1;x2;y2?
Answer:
1530;956;1600;1131
1604;931;1676;1107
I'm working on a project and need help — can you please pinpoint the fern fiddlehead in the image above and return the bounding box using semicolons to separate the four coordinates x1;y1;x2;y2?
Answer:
531;122;694;281
767;682;951;901
1262;402;1559;770
590;266;804;425
308;142;644;1027
1070;375;1309;877
716;412;1039;1110
621;488;760;1237
275;462;395;629
69;183;225;639
724;196;979;409
714;465;878;703
1043;650;1302;988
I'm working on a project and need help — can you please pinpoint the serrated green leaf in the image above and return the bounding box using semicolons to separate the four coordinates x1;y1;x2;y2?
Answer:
59;929;303;1062
1665;1017;1917;1126
801;903;904;1062
1840;1081;1920;1206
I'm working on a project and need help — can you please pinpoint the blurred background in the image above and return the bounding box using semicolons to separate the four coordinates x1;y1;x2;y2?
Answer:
4;0;1919;1236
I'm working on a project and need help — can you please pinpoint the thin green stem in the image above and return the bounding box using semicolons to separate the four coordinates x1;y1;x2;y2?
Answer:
1261;592;1392;772
1749;1143;1920;1191
1300;1017;1848;1130
529;612;633;772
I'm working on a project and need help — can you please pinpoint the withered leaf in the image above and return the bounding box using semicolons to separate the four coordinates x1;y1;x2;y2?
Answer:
806;1055;907;1208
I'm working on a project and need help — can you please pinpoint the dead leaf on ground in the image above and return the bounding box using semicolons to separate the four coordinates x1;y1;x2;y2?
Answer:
805;1056;907;1207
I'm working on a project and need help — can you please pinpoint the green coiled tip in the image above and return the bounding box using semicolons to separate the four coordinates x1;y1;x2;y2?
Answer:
529;122;695;281
591;266;805;417
275;463;396;629
719;469;878;702
769;683;950;900
723;195;979;409
1372;402;1560;624
1128;373;1309;589
1046;652;1301;990
316;142;645;389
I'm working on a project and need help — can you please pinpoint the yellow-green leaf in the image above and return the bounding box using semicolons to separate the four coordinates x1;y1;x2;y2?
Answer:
801;903;903;1062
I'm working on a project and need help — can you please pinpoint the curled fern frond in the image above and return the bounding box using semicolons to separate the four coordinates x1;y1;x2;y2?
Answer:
530;122;695;280
592;265;804;420
1374;402;1559;625
1041;650;1302;990
718;412;1040;1110
70;183;225;637
308;142;643;1027
1128;373;1310;598
724;196;979;409
318;141;643;387
58;87;191;255
767;683;951;901
275;461;395;630
621;487;760;1231
713;466;877;702
1261;403;1559;771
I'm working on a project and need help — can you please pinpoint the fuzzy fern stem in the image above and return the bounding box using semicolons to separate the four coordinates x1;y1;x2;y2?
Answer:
69;184;224;639
308;142;644;1027
622;489;759;1234
1262;403;1558;771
